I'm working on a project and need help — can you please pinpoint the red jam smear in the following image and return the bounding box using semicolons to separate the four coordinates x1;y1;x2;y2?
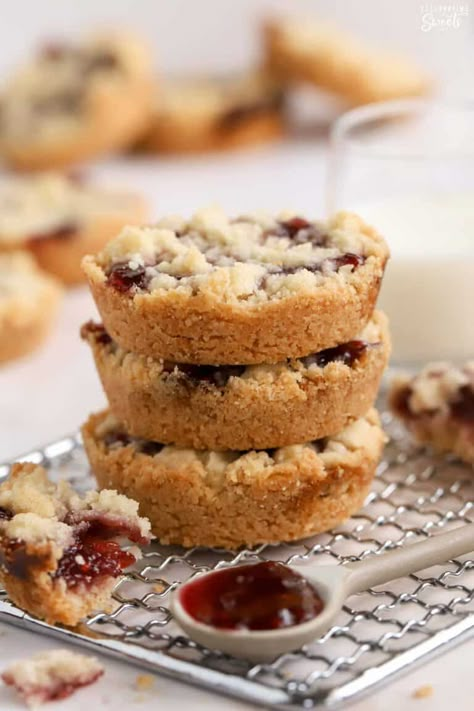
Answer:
450;385;474;423
165;362;246;388
302;340;369;369
55;520;137;588
106;262;149;293
0;507;12;521
28;222;78;243
81;321;112;346
180;561;324;631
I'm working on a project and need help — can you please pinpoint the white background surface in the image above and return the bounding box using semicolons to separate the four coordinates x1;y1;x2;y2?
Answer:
0;1;473;709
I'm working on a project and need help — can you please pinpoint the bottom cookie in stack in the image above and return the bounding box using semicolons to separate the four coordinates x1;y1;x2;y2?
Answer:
82;408;386;549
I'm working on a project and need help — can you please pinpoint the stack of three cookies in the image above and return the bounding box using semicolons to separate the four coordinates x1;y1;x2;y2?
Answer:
81;207;390;549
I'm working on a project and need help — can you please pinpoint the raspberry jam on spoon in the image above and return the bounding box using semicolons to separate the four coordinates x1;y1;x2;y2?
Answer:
171;524;474;662
180;561;324;631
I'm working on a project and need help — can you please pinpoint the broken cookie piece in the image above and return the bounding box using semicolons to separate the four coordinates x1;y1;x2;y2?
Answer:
0;462;151;626
389;361;474;465
2;649;103;708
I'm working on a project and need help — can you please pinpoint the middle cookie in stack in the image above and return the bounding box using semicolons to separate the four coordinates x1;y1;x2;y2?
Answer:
81;208;390;548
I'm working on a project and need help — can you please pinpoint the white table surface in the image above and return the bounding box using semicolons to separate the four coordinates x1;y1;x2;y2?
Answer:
0;145;473;709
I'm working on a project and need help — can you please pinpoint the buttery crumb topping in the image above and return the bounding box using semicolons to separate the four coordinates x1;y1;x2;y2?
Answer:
86;208;388;305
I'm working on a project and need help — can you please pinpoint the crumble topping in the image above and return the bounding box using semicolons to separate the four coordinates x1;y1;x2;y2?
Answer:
0;463;72;520
2;649;103;707
2;514;73;550
89;208;387;304
96;409;383;487
0;173;142;244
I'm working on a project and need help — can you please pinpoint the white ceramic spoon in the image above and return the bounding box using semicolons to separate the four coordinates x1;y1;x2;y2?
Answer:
171;523;474;662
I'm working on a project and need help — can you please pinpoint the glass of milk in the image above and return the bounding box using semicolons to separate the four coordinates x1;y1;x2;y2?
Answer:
327;99;474;364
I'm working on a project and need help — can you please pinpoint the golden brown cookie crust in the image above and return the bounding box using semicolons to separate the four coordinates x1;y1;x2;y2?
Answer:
82;408;386;548
142;111;284;154
0;252;62;364
264;18;431;106
83;211;389;364
0;555;117;626
82;311;390;449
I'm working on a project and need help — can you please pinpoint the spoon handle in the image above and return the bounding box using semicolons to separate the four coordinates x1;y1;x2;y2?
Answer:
344;523;474;596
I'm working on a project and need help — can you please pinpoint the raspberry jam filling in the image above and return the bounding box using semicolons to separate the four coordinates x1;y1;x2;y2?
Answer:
0;507;12;521
301;340;369;369
103;430;164;457
40;43;119;73
84;51;119;74
180;561;324;631
450;385;474;423
85;321;372;382
54;516;145;588
163;362;246;387
81;321;112;346
55;534;135;588
0;511;143;588
218;92;284;130
102;426;328;462
28;222;78;243
275;217;329;246
106;262;150;293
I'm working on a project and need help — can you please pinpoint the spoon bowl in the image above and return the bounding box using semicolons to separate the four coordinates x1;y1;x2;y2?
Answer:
171;523;474;662
171;565;349;662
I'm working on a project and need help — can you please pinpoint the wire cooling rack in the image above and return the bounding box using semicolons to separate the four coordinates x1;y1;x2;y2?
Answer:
0;410;473;710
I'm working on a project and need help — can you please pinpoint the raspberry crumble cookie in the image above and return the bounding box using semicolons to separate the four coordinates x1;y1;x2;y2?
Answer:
0;32;153;170
264;17;430;106
2;650;103;708
0;463;151;626
82;408;386;548
0;172;147;284
82;310;390;449
389;362;474;466
140;71;285;154
0;252;62;364
82;208;389;364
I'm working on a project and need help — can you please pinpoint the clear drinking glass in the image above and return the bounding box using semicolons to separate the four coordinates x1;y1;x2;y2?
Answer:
327;99;474;364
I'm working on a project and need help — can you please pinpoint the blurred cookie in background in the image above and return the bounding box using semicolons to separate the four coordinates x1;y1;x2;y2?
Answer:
0;32;154;170
139;70;286;154
0;172;148;285
0;251;62;365
264;17;431;107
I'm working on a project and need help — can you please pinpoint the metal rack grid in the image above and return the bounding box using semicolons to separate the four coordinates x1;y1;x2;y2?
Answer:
0;411;473;709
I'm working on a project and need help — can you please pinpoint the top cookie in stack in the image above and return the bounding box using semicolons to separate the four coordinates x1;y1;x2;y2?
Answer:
81;207;390;548
82;208;388;364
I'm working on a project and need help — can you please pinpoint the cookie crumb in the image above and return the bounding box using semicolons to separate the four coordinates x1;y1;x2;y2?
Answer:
412;685;434;699
1;649;103;707
135;674;154;691
153;582;166;593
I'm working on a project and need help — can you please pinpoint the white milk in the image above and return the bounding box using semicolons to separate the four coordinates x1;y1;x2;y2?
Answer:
355;194;474;362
